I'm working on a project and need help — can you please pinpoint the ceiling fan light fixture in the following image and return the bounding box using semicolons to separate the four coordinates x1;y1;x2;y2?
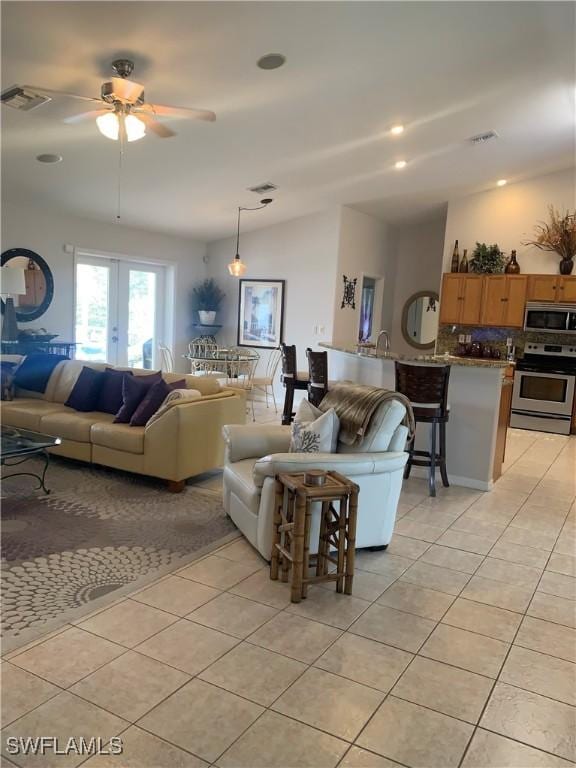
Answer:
96;111;119;140
124;114;146;142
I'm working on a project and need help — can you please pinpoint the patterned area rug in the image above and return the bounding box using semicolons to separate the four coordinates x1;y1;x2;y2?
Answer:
1;457;237;651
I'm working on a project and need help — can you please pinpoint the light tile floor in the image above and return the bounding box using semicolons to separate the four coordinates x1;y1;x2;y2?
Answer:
1;399;575;768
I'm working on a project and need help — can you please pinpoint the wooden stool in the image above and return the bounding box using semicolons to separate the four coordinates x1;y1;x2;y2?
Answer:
270;471;359;602
395;362;451;497
280;344;309;425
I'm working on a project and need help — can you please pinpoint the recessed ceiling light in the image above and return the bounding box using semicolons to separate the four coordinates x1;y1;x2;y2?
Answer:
390;125;404;135
497;179;507;187
36;153;62;164
257;53;286;70
395;160;407;169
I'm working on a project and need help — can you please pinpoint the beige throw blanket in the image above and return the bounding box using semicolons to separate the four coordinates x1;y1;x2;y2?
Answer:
319;382;415;446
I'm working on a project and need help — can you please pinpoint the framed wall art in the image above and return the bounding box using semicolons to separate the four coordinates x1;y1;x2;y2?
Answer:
237;279;285;348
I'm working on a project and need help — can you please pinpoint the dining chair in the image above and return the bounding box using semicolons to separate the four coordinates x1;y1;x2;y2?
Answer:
224;351;260;421
252;347;281;412
188;337;224;376
158;343;175;373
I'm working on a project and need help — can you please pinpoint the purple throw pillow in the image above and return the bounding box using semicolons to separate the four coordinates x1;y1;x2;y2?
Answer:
97;368;134;414
65;367;106;412
114;371;163;423
130;378;186;427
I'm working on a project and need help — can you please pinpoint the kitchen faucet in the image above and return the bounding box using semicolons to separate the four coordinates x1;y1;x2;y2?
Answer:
376;330;390;355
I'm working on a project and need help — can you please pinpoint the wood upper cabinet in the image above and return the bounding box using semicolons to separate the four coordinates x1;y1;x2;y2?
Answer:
439;274;483;325
527;275;576;303
481;275;527;328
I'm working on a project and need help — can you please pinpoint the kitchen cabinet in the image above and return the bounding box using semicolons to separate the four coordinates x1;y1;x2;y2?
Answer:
527;275;576;303
481;275;527;328
439;275;483;325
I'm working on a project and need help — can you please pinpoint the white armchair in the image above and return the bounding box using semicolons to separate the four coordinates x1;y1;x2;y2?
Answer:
222;398;410;560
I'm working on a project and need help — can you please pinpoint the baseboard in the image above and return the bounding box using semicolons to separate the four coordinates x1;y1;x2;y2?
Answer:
409;466;493;492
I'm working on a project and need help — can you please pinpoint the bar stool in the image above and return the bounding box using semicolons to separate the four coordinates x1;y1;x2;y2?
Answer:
306;348;328;408
395;362;451;497
280;344;309;425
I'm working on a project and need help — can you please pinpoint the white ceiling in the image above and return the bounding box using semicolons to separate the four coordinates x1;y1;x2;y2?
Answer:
2;1;574;242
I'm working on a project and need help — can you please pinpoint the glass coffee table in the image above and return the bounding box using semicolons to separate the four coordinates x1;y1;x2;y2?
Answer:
1;426;61;494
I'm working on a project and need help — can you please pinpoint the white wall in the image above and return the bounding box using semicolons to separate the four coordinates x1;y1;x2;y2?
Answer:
389;214;446;354
206;207;341;386
332;207;390;349
443;167;575;274
1;200;207;371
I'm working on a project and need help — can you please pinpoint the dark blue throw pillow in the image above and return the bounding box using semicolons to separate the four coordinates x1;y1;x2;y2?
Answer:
65;366;106;412
13;354;69;393
97;368;134;414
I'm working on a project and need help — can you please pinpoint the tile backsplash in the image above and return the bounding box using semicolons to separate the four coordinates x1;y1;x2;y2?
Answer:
436;325;575;359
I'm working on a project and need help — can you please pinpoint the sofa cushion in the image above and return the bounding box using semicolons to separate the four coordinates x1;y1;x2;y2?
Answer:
91;422;145;454
97;368;133;414
114;372;163;423
1;400;69;431
40;409;115;442
51;360;106;403
223;457;260;515
65;367;107;412
130;378;186;427
337;398;407;454
290;399;339;453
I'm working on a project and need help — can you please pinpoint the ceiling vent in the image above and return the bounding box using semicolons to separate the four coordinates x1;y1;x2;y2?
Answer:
247;182;278;195
469;130;499;145
1;86;51;111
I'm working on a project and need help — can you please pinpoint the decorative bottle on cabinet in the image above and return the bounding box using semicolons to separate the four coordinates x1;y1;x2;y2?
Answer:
459;249;469;273
451;240;460;273
505;250;521;274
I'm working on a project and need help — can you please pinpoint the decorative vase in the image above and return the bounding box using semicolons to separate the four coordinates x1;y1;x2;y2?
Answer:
451;240;460;273
505;250;521;274
559;258;574;276
458;249;469;273
198;310;217;325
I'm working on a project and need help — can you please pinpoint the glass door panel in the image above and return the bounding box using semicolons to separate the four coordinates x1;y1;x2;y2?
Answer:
127;269;157;369
74;259;118;362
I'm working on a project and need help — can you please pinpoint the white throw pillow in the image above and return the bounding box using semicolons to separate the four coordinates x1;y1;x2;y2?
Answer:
290;399;339;453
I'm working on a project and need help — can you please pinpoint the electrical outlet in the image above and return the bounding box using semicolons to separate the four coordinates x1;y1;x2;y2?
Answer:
465;334;472;343
458;334;465;343
318;325;325;335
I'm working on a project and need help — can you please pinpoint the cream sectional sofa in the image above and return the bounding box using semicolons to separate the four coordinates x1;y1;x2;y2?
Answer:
1;358;246;490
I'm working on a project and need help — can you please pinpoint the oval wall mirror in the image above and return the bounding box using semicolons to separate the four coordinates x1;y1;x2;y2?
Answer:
401;291;439;350
1;248;54;322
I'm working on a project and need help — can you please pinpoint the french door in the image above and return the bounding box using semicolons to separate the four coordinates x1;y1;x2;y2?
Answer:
74;255;165;369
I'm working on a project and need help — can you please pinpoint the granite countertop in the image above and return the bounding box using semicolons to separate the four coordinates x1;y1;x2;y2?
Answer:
320;342;513;369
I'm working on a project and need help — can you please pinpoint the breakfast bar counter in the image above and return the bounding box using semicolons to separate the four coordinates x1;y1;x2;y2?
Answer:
320;343;512;491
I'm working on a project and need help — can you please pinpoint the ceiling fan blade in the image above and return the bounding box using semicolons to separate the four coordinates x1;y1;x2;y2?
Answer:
22;85;102;103
137;103;216;122
136;112;176;138
63;108;112;124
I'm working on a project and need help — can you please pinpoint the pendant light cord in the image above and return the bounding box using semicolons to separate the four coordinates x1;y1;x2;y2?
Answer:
235;198;273;258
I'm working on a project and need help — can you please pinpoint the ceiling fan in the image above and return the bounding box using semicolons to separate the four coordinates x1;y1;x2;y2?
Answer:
6;59;216;141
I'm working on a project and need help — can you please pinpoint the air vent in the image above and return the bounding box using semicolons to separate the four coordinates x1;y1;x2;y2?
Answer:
247;182;278;195
1;86;51;111
469;130;499;145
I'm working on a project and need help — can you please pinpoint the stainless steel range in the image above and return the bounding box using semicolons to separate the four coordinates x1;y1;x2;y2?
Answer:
511;343;576;435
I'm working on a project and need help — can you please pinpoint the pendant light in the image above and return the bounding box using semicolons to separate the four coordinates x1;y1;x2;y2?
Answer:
228;198;273;276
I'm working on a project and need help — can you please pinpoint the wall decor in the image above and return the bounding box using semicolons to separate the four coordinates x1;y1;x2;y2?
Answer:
341;275;357;309
523;206;575;275
237;279;285;349
505;250;521;274
401;291;440;350
1;249;54;323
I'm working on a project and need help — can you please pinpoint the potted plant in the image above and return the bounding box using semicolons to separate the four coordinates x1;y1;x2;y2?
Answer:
523;206;576;275
192;279;225;325
469;242;506;274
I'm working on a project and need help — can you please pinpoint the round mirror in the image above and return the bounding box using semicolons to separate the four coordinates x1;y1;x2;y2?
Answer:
401;291;439;350
1;249;54;322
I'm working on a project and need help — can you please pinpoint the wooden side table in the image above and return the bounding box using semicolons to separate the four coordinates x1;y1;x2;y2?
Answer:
270;471;359;603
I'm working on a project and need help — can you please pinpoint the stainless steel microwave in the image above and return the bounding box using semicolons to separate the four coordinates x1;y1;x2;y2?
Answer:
524;303;576;334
